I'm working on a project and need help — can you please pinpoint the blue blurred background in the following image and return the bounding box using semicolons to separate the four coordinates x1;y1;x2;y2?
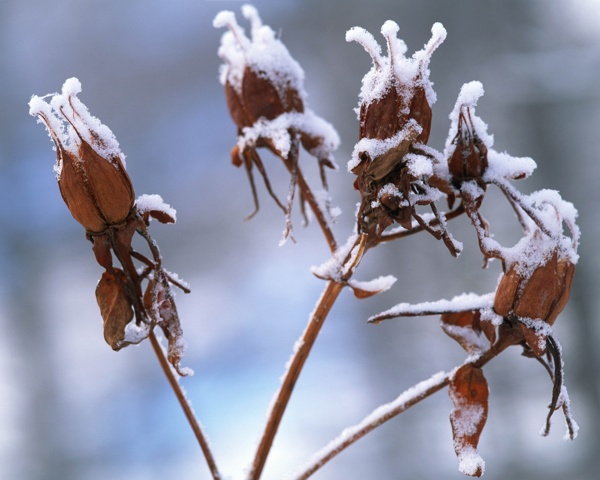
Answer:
1;0;599;479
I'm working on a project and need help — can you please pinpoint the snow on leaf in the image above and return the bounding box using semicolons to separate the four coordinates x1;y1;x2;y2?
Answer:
369;292;494;324
136;193;177;224
449;364;489;477
347;275;397;299
440;310;491;355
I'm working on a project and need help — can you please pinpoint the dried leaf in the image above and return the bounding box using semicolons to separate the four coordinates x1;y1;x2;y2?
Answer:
347;275;396;299
144;278;188;376
440;310;489;354
449;364;489;477
96;269;134;350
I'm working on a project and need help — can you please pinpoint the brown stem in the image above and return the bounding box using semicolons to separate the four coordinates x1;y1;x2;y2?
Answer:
149;331;222;480
279;153;338;254
374;203;465;246
247;279;345;480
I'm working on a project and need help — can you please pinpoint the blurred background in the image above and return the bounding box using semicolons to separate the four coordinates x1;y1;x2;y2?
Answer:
1;0;599;479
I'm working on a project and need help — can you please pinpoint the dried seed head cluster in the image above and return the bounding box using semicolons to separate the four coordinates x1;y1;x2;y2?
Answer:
214;5;340;241
30;79;190;374
346;22;461;252
353;22;581;475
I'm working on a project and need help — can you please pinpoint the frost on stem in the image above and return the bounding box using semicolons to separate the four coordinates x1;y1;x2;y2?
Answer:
30;79;190;375
215;5;340;244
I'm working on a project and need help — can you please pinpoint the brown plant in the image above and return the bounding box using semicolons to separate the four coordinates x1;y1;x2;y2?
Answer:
29;6;582;480
214;5;339;248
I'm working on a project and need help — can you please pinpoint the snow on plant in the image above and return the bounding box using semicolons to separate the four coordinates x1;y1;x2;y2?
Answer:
30;5;581;480
214;4;340;247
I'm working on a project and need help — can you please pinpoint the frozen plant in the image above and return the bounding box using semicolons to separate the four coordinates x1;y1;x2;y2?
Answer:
215;7;580;479
29;5;581;480
29;79;221;479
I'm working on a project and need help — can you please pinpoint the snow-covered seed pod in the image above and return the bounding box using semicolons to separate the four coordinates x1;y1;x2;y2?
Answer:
215;6;305;131
348;21;445;146
29;78;134;234
494;245;575;356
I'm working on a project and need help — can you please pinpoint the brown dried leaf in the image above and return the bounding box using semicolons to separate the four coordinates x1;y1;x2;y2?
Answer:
440;310;489;354
144;278;188;376
449;364;489;477
96;269;134;350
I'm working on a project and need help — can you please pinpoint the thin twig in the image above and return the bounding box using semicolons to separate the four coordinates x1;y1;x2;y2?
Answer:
149;331;222;480
375;203;465;246
280;151;338;253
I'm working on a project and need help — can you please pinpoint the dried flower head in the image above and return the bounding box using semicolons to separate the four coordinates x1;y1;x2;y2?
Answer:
29;78;134;234
214;5;339;237
30;79;189;375
346;22;460;254
446;82;489;193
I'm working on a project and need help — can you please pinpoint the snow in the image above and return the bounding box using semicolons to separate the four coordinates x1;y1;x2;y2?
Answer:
237;111;340;163
136;194;177;222
441;324;490;353
310;234;359;282
29;77;126;177
347;275;397;295
122;321;150;346
369;292;495;323
346;20;446;114
214;7;305;99
455;445;485;477
348;119;421;172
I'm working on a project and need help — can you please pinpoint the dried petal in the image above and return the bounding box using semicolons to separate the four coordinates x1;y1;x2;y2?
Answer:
449;364;489;477
96;269;134;350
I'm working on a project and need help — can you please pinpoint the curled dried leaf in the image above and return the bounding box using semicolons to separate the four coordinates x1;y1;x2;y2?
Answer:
96;269;134;350
449;364;489;477
144;278;188;376
440;310;491;355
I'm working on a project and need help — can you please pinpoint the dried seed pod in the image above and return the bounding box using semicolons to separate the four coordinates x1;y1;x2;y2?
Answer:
346;22;461;253
448;109;488;189
215;6;339;236
29;78;134;234
349;21;445;145
215;7;305;130
493;228;576;356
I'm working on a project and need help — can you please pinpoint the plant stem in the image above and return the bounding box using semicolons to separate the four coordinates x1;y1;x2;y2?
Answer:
280;153;338;253
247;279;345;480
149;331;222;480
291;371;452;480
